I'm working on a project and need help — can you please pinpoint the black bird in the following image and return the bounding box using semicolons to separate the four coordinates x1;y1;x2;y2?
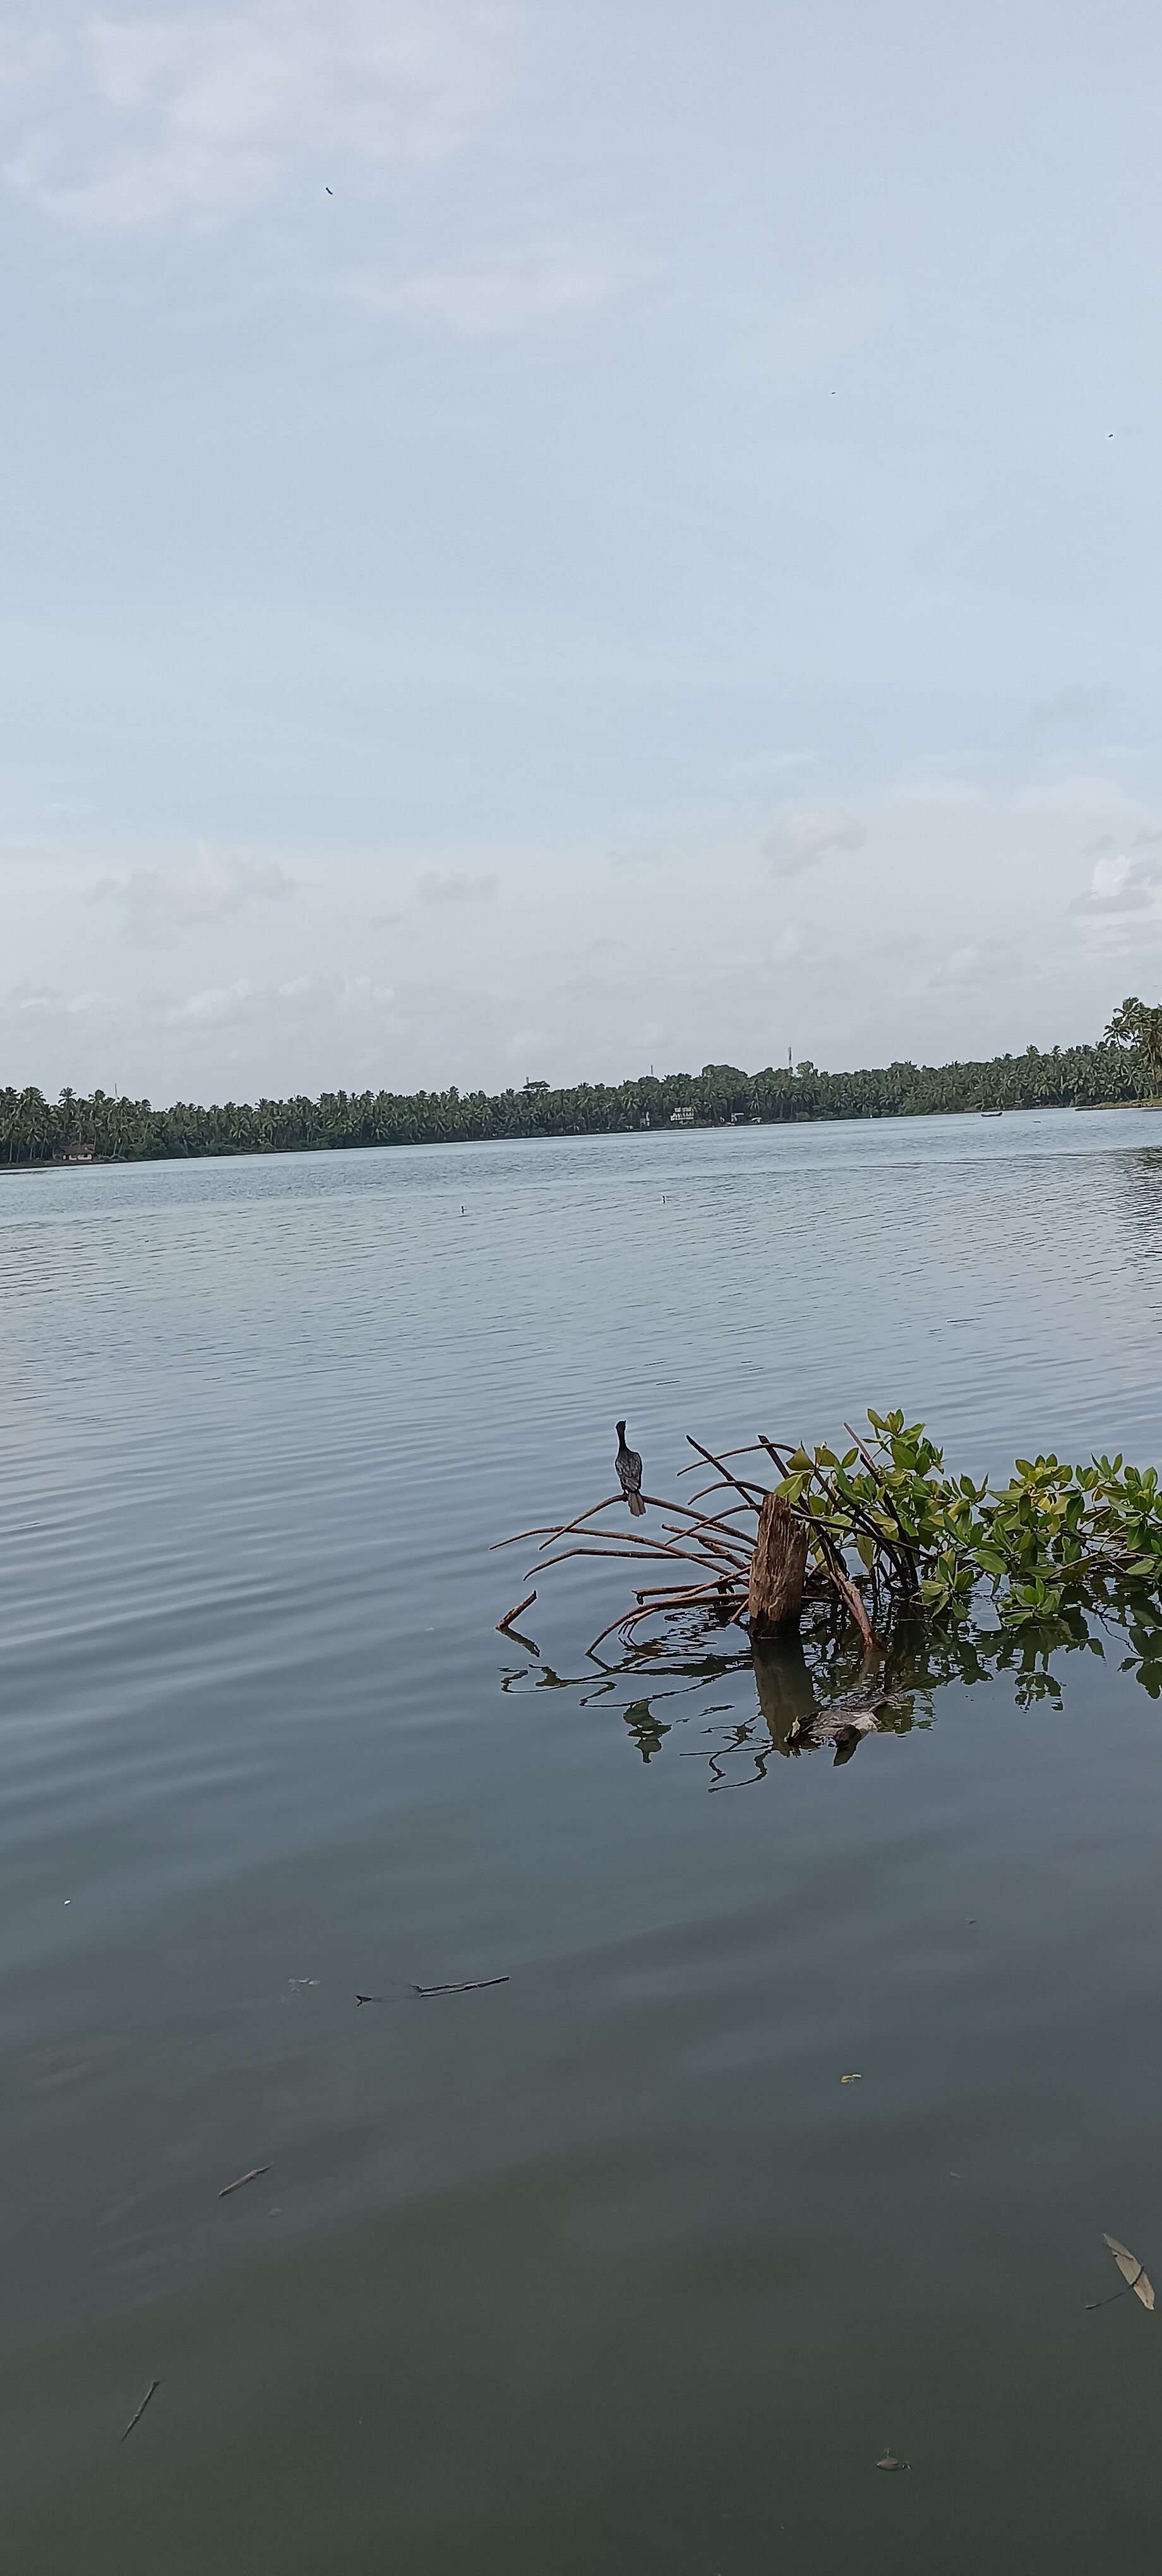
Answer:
615;1420;645;1515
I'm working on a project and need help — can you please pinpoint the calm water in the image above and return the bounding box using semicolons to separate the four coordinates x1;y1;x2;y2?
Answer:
3;1111;1162;2572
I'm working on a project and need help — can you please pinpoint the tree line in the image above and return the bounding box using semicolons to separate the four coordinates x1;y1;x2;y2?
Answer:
1;1000;1158;1166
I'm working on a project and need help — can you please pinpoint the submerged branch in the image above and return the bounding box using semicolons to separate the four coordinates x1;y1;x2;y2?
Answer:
496;1407;1162;1666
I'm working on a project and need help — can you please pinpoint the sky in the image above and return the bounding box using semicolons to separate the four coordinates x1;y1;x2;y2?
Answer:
3;0;1162;1104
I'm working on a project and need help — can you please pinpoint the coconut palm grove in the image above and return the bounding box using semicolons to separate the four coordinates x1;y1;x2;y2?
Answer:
3;999;1160;1166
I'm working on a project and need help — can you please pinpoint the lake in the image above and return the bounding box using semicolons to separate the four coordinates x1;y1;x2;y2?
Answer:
3;1109;1162;2572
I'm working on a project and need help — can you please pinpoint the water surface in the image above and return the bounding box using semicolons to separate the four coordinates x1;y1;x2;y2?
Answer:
3;1110;1162;2572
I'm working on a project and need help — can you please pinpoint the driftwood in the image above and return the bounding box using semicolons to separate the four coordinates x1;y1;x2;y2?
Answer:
121;2381;160;2443
219;2166;268;2198
493;1426;883;1659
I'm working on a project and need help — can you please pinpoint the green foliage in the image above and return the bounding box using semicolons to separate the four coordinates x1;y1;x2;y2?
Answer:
767;1412;1162;1628
0;1031;1144;1165
1105;994;1162;1094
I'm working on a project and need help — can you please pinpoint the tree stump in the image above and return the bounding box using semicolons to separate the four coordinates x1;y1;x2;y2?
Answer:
748;1493;808;1637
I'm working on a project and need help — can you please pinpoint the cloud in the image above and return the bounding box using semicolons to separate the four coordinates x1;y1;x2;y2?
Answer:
417;868;499;903
1068;851;1162;957
93;845;295;945
1069;852;1162;920
1031;685;1107;727
165;971;395;1029
928;939;1021;989
762;807;866;878
344;245;611;336
1;0;508;232
0;979;123;1031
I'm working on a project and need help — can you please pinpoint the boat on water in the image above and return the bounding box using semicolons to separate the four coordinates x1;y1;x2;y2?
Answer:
981;1108;1002;1118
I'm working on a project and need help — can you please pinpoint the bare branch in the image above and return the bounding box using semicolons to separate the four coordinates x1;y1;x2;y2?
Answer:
685;1436;766;1511
497;1589;537;1633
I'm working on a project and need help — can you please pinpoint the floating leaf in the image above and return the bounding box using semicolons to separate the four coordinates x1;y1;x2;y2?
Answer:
1103;2233;1155;2309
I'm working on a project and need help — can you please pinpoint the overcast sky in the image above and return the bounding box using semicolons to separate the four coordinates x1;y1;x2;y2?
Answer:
3;0;1161;1103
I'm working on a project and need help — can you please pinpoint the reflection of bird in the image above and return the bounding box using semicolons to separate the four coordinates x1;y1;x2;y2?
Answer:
788;1693;893;1764
615;1419;645;1515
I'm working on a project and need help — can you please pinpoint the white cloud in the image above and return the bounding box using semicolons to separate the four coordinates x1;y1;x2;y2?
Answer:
1081;854;1154;910
928;939;1021;989
1069;851;1162;929
417;868;499;903
762;807;866;878
166;971;395;1029
93;844;295;945
1;0;510;231
1031;685;1107;728
345;244;611;336
2;979;122;1029
1067;855;1162;969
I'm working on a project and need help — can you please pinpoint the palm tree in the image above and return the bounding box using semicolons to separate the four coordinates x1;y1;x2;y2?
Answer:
1105;997;1162;1097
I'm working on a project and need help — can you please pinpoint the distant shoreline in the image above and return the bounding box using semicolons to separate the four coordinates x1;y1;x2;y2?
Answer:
0;1038;1152;1167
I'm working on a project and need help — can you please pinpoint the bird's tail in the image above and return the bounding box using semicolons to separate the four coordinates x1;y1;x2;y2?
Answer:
628;1491;645;1517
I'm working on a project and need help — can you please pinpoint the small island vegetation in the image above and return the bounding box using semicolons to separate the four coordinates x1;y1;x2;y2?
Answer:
498;1410;1162;1738
3;996;1161;1167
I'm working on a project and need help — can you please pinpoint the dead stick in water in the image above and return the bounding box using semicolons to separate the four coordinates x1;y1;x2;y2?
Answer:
676;1443;768;1479
219;2166;269;2198
820;1553;877;1651
497;1589;537;1632
642;1491;755;1541
755;1434;881;1644
491;1496;621;1551
538;1494;626;1546
534;1541;732;1577
659;1522;749;1566
414;1976;509;1996
684;1437;766;1512
121;2380;160;2442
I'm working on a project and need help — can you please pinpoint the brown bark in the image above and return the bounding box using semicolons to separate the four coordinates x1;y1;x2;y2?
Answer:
824;1559;877;1652
747;1493;808;1636
496;1589;537;1633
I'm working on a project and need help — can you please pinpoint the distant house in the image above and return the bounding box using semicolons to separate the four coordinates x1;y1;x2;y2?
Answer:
58;1140;94;1164
669;1107;695;1125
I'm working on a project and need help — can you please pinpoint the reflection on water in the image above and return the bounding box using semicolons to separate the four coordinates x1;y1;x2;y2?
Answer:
501;1582;1162;1789
6;1114;1162;2575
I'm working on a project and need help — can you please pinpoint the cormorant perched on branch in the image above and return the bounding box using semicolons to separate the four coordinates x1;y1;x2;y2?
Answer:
615;1420;645;1515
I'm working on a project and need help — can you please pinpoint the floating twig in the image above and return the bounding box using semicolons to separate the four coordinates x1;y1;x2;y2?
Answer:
121;2380;160;2443
413;1976;510;1996
219;2166;269;2197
